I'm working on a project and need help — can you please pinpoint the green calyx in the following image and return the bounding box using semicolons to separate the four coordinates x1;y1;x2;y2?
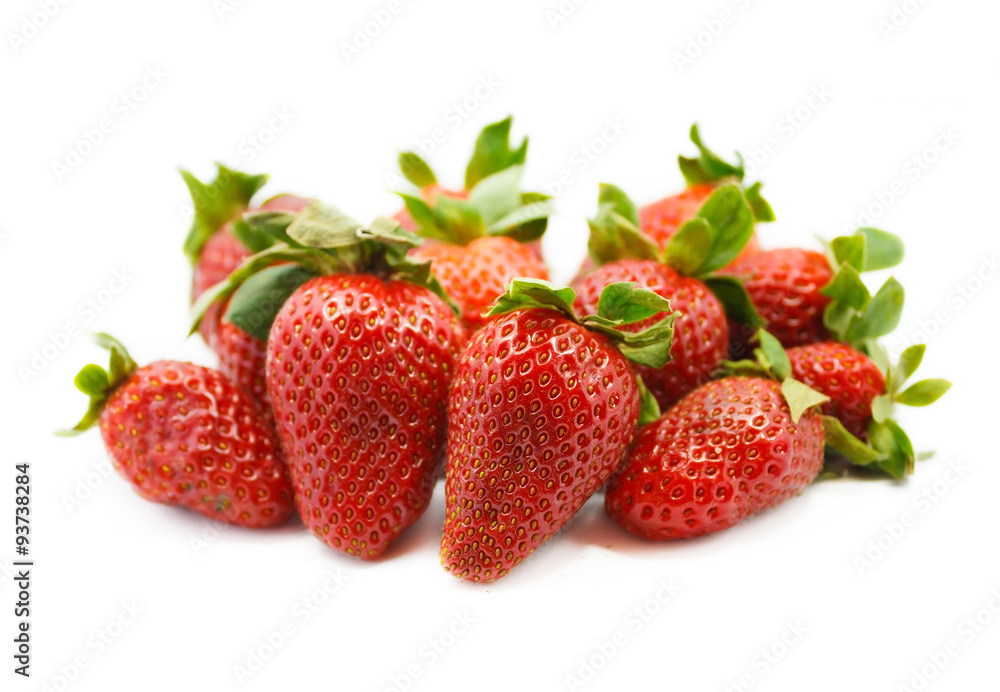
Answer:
181;163;269;264
587;182;765;329
190;201;459;341
720;329;831;424
486;278;678;370
860;342;952;478
396;118;550;247
677;124;775;223
58;333;138;437
819;227;907;345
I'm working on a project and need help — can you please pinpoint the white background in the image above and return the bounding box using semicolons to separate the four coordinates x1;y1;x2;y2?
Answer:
2;0;999;690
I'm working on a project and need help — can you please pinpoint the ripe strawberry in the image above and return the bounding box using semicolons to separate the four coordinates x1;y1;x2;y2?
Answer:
394;117;552;330
786;342;885;439
215;312;272;425
575;181;764;409
577;125;773;278
193;203;466;558
573;259;728;409
441;280;677;581
721;227;908;354
61;334;294;528
605;376;825;539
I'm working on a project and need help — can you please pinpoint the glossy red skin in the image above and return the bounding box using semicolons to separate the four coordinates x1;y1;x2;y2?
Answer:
98;361;294;527
606;377;825;540
216;316;273;426
442;309;641;582
787;342;886;440
577;184;761;278
412;236;549;333
572;259;729;410
267;274;465;559
721;248;834;353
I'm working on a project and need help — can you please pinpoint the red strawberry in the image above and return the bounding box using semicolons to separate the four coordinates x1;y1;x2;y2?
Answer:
572;259;728;408
441;280;676;581
412;236;549;332
786;342;885;439
394;118;551;330
215;312;272;425
576;181;764;409
61;334;294;528
721;248;834;352
194;203;466;558
605;376;825;539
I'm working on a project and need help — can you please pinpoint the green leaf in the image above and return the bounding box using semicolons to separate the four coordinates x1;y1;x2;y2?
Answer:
74;364;109;397
637;377;662;426
286;201;365;248
892;344;925;391
845;277;905;342
780;378;829;423
486;199;553;243
862;338;892;377
433;196;485;246
755;330;791;381
662;218;713;276
594;282;672;324
821;415;888;466
855;227;904;271
224;264;318;341
59;334;139;437
870;394;894;424
702;275;766;328
464;117;528;190
868;419;915;478
744;181;775;223
181;164;269;264
821;264;871;311
896;379;952;407
468;165;523;226
718;359;772;378
398;152;437;189
231;211;297;254
693;184;755;274
486;278;578;320
587;205;660;265
831;234;866;272
823;300;854;339
597;183;639;227
677;124;744;185
396;193;448;241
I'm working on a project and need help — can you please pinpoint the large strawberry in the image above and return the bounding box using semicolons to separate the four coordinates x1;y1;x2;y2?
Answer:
441;279;677;582
193;203;466;559
573;182;764;409
721;227;905;354
60;334;295;528
605;374;826;540
577;124;774;277
394;117;552;331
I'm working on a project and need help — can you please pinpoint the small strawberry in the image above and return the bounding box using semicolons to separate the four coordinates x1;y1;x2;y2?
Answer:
577;124;774;277
60;334;295;528
394;117;552;331
605;374;826;540
573;182;764;409
441;279;677;581
193;202;466;559
721;227;906;353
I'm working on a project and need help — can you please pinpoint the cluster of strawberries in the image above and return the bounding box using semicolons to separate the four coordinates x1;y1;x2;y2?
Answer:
64;119;950;582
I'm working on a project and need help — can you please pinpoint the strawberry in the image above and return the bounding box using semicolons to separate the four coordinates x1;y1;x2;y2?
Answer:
441;279;677;581
60;334;294;528
193;203;466;558
573;182;764;409
576;125;774;278
605;375;826;539
721;227;907;354
395;117;552;331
